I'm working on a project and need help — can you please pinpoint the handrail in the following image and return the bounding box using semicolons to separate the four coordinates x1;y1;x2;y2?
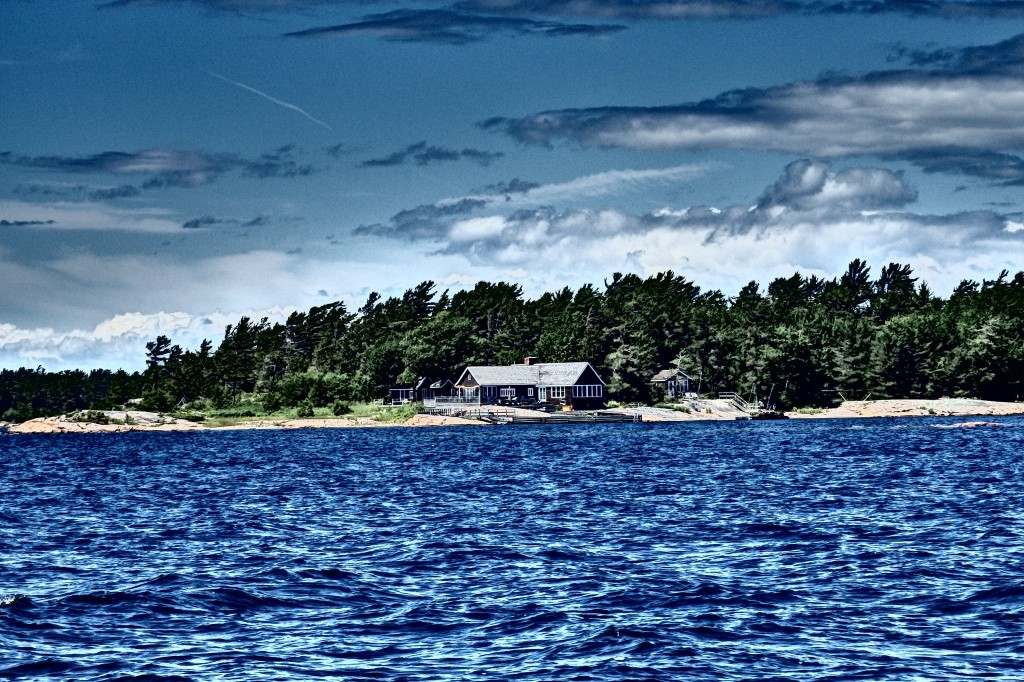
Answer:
423;396;482;406
718;392;757;412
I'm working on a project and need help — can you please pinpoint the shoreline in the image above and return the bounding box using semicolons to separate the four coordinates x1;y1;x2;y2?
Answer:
4;411;490;434
784;398;1024;420
5;398;1023;434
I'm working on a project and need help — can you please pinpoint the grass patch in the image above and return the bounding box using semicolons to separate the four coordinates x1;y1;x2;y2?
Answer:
370;402;422;423
154;401;418;427
345;402;385;419
792;407;825;414
203;417;248;428
169;412;206;422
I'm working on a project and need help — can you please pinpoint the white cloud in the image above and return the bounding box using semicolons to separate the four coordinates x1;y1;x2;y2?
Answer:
449;216;508;242
473;209;1017;297
0;200;182;232
506;164;709;204
438;164;710;209
0;246;475;370
492;74;1024;161
757;160;917;210
402;161;1022;297
0;310;293;372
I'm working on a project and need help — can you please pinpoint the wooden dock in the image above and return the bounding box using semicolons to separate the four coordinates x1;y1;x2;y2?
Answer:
480;410;641;425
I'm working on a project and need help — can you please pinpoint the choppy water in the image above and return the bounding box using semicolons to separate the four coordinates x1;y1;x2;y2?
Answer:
3;417;1024;680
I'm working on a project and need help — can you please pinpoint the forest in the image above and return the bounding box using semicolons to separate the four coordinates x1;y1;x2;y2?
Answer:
2;259;1023;422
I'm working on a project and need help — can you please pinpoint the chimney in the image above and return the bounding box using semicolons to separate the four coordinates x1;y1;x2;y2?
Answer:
524;356;539;366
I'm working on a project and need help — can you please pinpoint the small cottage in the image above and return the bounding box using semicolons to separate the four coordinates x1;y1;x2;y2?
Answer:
650;369;693;399
389;377;456;404
420;378;456;400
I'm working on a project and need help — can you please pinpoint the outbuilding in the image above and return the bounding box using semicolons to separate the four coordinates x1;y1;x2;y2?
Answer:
650;368;693;399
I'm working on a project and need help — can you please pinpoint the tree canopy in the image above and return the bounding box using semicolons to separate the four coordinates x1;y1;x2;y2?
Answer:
3;262;1023;421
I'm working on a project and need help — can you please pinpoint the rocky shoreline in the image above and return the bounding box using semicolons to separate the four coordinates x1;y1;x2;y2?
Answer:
785;398;1024;419
4;410;488;434
5;398;1022;434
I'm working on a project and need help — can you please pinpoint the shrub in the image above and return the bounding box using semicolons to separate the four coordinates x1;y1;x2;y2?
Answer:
309;373;351;407
71;410;110;425
330;400;351;416
296;400;315;418
374;402;421;423
262;392;283;412
138;387;175;413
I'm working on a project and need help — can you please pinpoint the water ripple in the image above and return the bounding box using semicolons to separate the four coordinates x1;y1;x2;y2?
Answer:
3;418;1024;679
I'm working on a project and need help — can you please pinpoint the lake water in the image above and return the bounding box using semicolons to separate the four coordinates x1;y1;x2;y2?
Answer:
2;417;1024;680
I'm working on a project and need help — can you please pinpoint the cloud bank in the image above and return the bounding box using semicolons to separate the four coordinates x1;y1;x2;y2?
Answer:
482;34;1024;181
361;141;504;167
102;0;1024;20
0;145;316;193
286;8;625;44
356;159;1022;296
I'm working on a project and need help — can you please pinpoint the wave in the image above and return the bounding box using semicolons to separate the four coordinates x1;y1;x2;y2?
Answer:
4;424;1024;679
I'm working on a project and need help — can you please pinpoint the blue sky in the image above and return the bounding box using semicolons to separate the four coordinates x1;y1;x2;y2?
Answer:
2;0;1023;370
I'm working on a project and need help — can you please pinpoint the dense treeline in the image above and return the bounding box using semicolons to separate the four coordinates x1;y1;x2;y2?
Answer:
2;260;1023;421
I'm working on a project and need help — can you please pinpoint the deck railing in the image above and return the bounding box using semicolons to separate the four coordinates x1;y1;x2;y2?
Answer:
423;396;481;407
718;392;760;412
423;395;482;415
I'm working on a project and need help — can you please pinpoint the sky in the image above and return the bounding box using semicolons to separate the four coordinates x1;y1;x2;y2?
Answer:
2;0;1023;371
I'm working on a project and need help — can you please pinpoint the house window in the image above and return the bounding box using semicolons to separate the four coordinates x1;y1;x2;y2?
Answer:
483;386;498;398
572;385;603;398
527;388;534;396
548;386;566;398
500;388;516;397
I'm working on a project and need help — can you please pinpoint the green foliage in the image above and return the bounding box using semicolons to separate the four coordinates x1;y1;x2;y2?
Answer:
296;399;315;418
207;407;261;418
261;392;283;412
2;403;34;423
373;402;422;423
330;400;351;416
138;386;176;413
70;410;110;424
3;264;1024;414
169;411;206;423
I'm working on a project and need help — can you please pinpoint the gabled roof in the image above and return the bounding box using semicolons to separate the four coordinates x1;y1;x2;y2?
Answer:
458;361;603;387
651;368;689;382
538;362;601;386
413;376;454;390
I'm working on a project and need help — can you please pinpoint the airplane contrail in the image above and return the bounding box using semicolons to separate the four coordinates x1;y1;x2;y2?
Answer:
205;70;333;132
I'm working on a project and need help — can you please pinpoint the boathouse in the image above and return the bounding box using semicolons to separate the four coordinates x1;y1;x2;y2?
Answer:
455;358;606;410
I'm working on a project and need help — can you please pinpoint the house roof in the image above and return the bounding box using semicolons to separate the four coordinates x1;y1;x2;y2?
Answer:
460;361;604;387
650;368;689;382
